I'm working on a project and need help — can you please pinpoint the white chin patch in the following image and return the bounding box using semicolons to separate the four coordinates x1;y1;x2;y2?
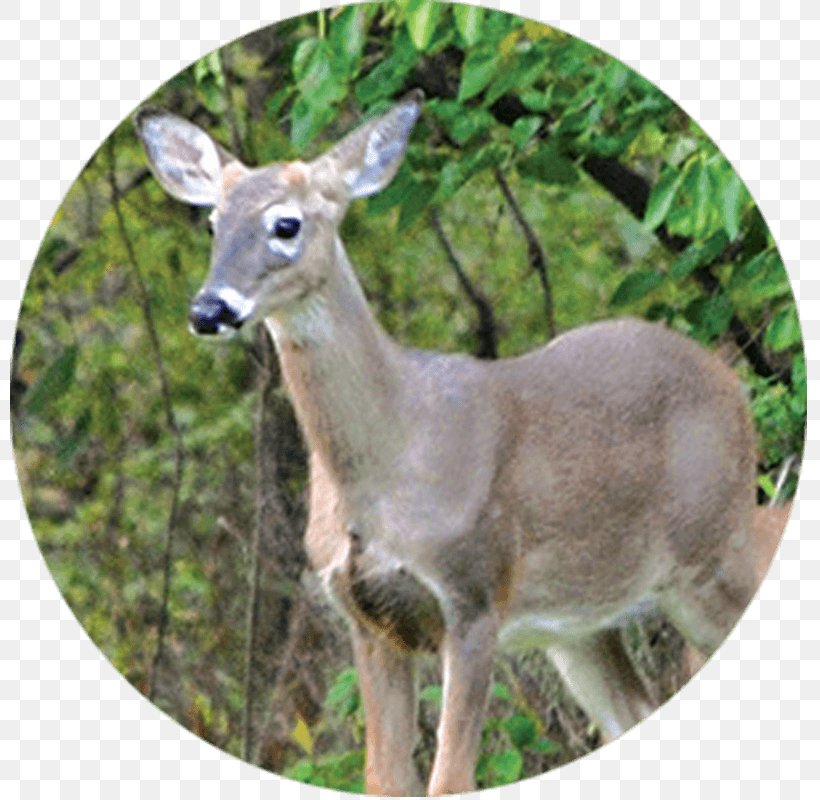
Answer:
215;286;256;321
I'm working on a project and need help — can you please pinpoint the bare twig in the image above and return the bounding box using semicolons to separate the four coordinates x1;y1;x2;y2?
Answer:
770;454;797;507
106;138;186;701
242;326;270;762
50;168;151;277
493;168;556;340
430;208;498;359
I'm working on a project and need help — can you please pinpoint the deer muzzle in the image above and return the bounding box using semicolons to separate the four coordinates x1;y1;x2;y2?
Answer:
188;292;246;336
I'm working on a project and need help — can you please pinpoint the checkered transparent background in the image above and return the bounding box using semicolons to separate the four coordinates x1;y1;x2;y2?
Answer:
2;1;818;797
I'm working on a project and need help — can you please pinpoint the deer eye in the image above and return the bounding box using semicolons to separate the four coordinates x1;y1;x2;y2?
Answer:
273;217;301;239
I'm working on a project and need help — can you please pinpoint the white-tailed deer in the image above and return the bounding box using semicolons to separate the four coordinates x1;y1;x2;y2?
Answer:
136;92;782;795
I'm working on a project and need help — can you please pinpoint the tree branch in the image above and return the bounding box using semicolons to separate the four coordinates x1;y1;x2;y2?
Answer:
430;208;498;359
407;65;783;379
493;168;557;340
106;139;186;702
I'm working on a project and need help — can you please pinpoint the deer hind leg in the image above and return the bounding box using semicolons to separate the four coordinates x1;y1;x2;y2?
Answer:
677;504;788;680
546;628;655;742
659;539;760;663
350;625;423;796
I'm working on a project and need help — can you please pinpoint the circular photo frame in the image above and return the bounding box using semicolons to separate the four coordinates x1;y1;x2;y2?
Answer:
11;3;804;795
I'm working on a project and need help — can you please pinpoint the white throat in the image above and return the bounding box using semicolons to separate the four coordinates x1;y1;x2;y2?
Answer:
264;236;408;482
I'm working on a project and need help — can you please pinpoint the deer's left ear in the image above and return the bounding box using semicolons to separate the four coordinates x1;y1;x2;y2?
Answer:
315;91;423;200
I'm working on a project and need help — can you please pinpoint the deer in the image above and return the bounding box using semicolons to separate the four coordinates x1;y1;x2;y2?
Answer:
136;91;782;795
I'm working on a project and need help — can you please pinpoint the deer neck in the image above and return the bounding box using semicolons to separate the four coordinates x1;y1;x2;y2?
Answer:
265;237;407;484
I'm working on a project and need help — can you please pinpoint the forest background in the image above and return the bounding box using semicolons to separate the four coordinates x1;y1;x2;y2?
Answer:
12;2;804;790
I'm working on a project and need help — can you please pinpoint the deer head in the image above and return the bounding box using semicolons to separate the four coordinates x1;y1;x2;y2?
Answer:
135;92;422;337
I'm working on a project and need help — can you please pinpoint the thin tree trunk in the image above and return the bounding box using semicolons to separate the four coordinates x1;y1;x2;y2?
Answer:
242;325;307;763
106;139;186;701
494;168;557;340
430;208;498;359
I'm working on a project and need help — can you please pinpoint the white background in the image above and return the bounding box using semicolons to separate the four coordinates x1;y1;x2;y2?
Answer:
2;1;818;798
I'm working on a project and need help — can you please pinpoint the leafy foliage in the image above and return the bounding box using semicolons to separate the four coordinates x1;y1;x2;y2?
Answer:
12;2;802;790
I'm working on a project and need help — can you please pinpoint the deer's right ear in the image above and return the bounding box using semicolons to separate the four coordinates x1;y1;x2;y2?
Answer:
135;109;237;206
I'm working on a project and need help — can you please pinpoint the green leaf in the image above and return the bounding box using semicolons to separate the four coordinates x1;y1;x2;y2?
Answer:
419;684;443;705
435;161;468;201
293;37;321;82
485;750;523;785
693;157;712;237
25;345;78;415
719;170;746;241
491;682;512;701
684;293;734;342
289;715;314;756
603;61;629;93
502;714;536;748
587;130;639;158
510;116;543;150
554;100;602;138
193;51;225;114
458;45;501;102
290;96;336;149
366;163;415;214
644;167;683;230
519;88;552;113
764;306;802;352
662;156;707;238
266;86;294;118
466;143;508;173
453;4;484;46
792;353;807;415
290;36;346;147
729;250;776;288
728;249;791;302
757;473;777;500
609;270;665;307
665;135;699;167
531;737;562;755
294;39;345;103
324;667;360;719
57;407;92;465
398;179;437;231
645;302;676;323
669;231;729;280
428;99;494;145
355;29;419;105
405;0;442;51
517;145;578;185
329;6;368;77
485;44;551;106
285;760;314;783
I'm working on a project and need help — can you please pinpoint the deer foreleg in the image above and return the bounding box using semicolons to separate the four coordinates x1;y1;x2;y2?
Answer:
351;625;422;796
427;613;497;796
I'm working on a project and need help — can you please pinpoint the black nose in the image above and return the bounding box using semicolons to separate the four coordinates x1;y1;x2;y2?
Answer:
188;294;243;335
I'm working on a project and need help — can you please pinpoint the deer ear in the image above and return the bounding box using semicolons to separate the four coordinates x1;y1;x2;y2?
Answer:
317;91;423;200
135;109;240;206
